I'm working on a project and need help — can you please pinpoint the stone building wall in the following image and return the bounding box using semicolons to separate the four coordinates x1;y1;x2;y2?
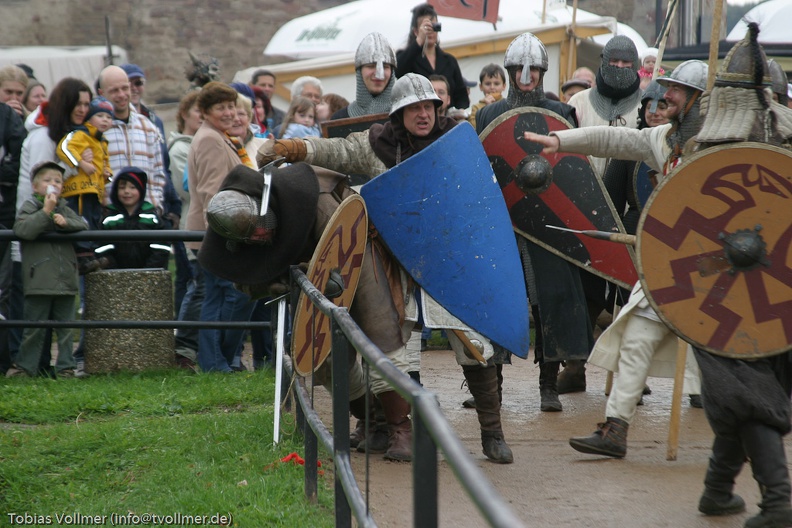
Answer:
0;0;661;103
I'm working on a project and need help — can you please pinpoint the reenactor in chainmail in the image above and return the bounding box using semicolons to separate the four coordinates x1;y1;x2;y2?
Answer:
521;60;709;460
477;33;595;414
331;32;396;120
561;35;644;393
530;25;792;525
567;35;643;177
684;25;792;527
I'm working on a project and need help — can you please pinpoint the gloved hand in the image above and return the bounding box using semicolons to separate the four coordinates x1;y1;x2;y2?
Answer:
257;138;308;166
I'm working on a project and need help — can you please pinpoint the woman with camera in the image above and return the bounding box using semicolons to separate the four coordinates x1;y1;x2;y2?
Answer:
396;3;470;111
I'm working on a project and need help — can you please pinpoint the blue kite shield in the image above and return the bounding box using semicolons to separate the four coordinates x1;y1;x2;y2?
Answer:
360;122;530;358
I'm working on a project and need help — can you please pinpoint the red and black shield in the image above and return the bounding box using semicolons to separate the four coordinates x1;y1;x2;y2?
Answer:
638;143;792;359
480;107;638;289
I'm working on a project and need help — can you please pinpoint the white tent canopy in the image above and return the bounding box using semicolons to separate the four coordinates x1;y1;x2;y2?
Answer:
726;0;792;43
263;0;645;60
0;46;127;92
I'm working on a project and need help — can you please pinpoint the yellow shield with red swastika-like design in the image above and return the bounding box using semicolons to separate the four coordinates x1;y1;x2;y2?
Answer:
638;143;792;358
292;194;367;376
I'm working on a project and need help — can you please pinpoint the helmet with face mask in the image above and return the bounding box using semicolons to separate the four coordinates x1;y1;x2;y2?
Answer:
589;35;642;121
389;73;442;116
503;32;547;108
348;32;397;117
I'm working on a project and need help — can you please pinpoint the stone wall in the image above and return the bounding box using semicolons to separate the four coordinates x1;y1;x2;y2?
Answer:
0;0;661;103
0;0;348;102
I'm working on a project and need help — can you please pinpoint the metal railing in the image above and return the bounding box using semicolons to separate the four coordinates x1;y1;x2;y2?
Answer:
288;266;525;528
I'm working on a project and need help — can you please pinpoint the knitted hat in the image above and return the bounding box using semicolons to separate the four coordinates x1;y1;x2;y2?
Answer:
114;166;147;196
229;82;256;104
86;96;115;120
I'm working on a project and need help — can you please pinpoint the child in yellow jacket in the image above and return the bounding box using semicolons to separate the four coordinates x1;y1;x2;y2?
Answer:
56;96;114;270
467;64;506;130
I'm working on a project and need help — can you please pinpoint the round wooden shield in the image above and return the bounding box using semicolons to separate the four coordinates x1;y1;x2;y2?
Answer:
638;143;792;359
292;194;367;376
480;107;638;289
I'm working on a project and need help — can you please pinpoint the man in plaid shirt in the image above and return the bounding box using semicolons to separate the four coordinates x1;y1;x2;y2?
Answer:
97;65;177;221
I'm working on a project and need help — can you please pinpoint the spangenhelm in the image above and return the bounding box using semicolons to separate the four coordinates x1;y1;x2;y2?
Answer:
715;22;771;89
389;73;441;115
641;80;666;114
657;60;708;92
504;32;548;85
355;32;396;81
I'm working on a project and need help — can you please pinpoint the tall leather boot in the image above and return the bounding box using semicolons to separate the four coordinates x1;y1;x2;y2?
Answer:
377;391;412;462
569;417;629;458
463;365;514;464
698;435;747;515
539;361;562;412
349;393;388;453
741;422;792;528
557;359;587;394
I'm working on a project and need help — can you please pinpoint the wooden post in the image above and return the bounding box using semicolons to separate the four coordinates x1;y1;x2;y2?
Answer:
566;0;579;81
653;0;679;81
666;338;687;461
707;0;726;90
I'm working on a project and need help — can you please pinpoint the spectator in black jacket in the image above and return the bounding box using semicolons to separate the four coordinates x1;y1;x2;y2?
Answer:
395;3;469;111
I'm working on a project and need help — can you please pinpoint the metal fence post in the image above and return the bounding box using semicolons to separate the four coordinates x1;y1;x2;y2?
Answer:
331;310;353;528
413;392;439;528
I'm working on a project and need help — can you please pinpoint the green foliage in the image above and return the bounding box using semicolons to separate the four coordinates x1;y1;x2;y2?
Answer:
0;370;334;527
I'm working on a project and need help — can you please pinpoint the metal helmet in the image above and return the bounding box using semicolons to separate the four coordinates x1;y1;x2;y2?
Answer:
768;60;787;97
504;33;548;85
715;22;771;89
389;73;441;115
641;80;666;113
768;59;789;104
657;60;708;92
206;190;277;247
355;32;396;81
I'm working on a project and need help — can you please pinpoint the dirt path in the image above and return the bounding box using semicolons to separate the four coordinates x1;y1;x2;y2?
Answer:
328;348;784;528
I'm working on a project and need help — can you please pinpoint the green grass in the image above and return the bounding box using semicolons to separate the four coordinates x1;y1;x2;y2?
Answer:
0;369;334;527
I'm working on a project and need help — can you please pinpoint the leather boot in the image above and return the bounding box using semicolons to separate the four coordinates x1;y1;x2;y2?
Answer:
741;422;792;528
348;393;388;453
539;361;562;412
355;398;389;454
378;391;412;462
557;359;587;394
698;435;747;515
463;365;514;464
569;417;629;458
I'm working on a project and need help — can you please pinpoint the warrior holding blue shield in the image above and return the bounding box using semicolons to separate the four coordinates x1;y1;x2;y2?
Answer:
258;73;516;464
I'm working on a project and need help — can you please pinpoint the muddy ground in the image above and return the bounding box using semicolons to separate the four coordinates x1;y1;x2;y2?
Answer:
305;347;788;528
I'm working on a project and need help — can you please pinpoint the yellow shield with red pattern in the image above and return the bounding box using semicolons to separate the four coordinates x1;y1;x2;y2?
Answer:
292;194;367;376
638;143;792;358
